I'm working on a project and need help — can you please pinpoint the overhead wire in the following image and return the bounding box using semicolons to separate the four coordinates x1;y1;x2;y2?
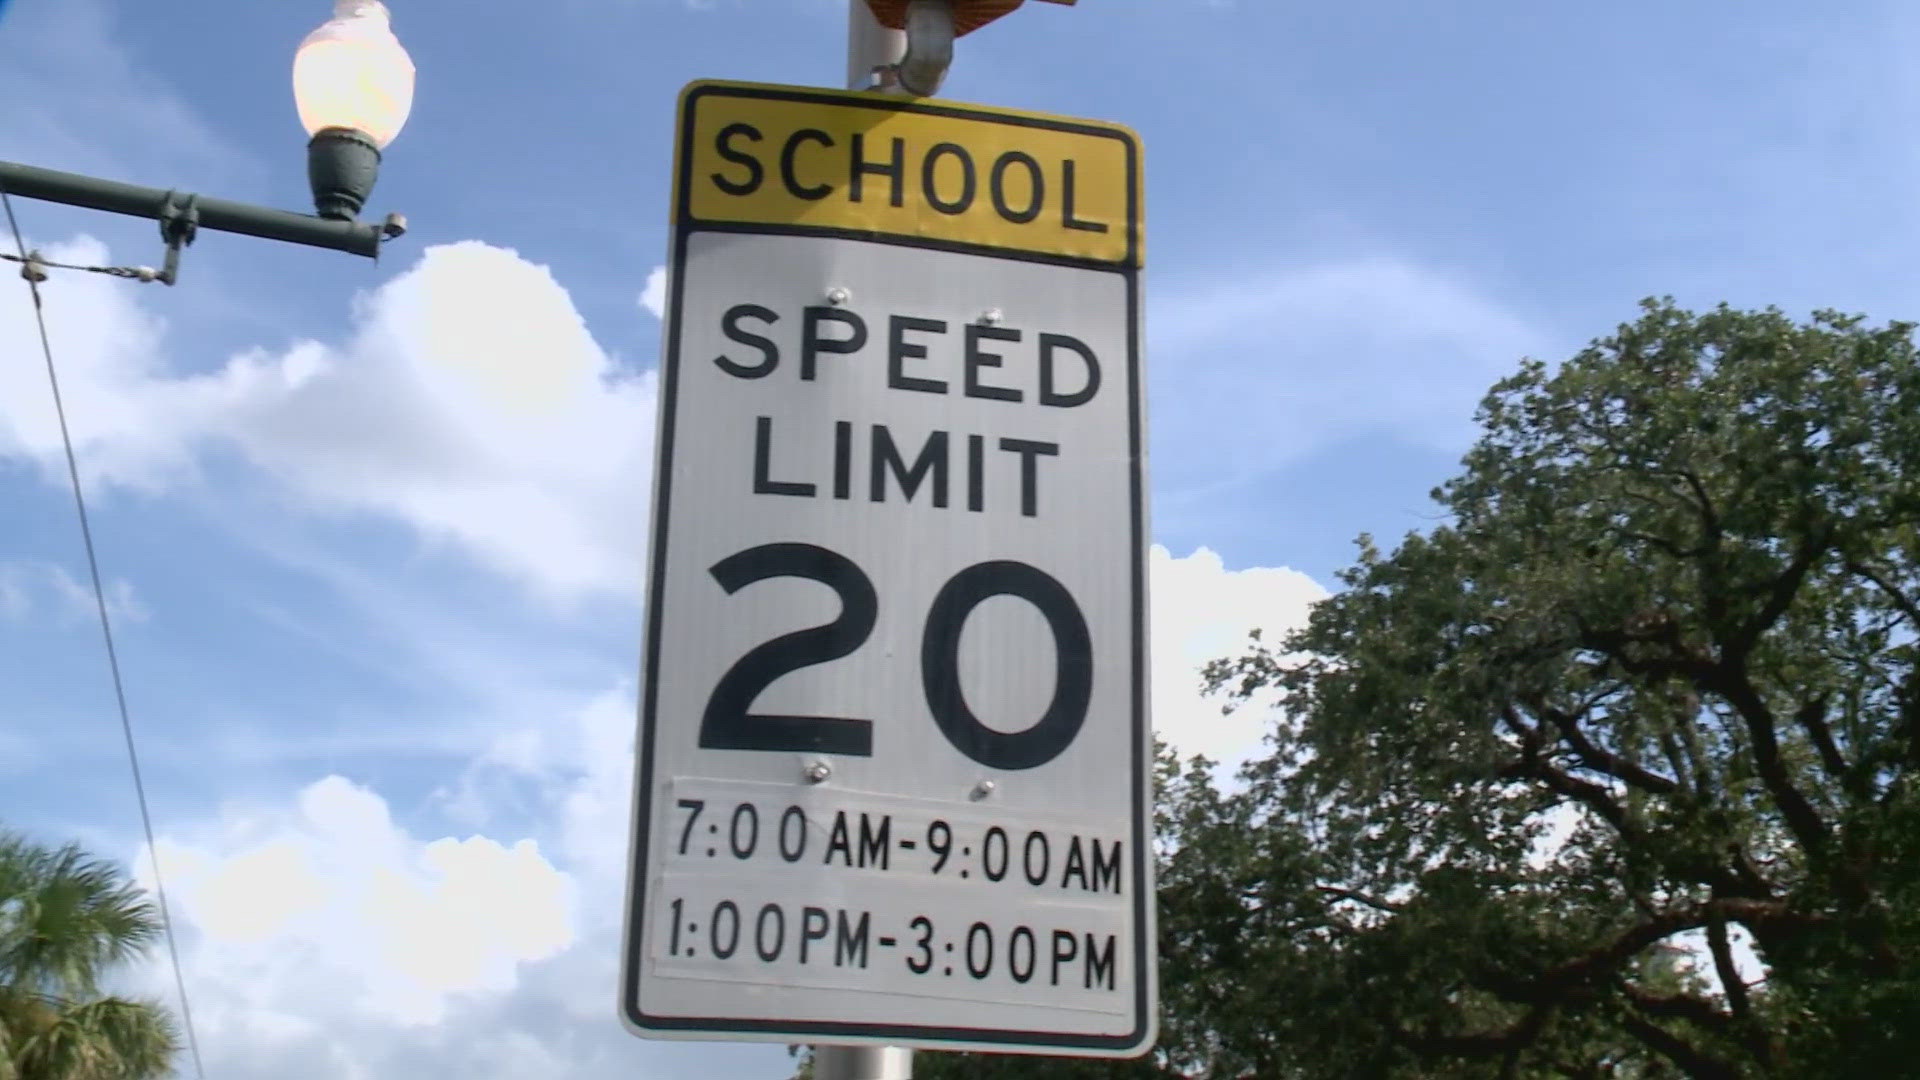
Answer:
0;182;208;1080
0;248;169;283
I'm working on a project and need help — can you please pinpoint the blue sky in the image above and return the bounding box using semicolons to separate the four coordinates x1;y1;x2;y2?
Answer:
3;0;1919;1075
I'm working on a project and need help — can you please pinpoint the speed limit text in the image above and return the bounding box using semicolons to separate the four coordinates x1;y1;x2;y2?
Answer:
715;302;1103;520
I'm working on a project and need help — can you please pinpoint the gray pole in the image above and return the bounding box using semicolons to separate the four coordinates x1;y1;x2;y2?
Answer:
812;16;920;1080
0;159;389;258
812;7;956;1079
845;0;907;91
812;1044;915;1080
822;0;905;1035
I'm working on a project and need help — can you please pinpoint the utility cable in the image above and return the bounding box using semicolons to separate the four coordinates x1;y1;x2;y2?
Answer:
0;182;208;1080
0;249;169;283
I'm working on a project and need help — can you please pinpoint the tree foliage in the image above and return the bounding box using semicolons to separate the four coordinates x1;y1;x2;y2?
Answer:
0;829;178;1080
924;299;1920;1077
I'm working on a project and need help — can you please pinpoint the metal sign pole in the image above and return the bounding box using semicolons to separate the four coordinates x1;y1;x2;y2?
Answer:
813;1045;915;1080
811;24;925;1078
845;0;907;92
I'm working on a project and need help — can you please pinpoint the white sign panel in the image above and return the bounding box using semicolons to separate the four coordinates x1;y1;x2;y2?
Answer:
623;80;1151;1056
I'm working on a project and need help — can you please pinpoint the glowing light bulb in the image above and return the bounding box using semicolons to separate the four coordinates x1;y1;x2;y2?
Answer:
293;0;415;150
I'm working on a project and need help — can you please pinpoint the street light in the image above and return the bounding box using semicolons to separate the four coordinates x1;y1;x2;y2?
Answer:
0;0;415;280
295;0;415;221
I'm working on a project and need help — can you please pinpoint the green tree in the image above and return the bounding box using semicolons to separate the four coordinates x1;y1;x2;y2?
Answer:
1183;300;1920;1077
0;830;178;1080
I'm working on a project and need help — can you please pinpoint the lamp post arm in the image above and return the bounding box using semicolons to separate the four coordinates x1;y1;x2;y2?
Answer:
0;159;396;259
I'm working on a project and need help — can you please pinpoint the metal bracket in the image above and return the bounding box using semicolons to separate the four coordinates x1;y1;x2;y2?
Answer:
154;190;200;286
856;0;955;96
895;0;955;96
158;190;200;247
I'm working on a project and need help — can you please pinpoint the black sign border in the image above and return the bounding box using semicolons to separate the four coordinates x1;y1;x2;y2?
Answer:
622;79;1151;1055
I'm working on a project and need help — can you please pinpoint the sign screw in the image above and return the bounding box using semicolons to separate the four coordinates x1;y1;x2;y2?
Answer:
804;760;833;784
970;780;996;801
979;308;1004;325
826;287;851;306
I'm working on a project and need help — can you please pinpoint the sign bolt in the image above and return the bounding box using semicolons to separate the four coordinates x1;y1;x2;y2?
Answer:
970;779;996;801
804;760;833;784
826;286;851;306
979;308;1004;325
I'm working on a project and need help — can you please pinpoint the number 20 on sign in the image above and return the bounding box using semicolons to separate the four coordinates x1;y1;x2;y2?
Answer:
621;80;1154;1057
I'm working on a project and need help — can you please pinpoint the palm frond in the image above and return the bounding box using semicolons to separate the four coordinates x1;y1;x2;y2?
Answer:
0;830;162;1000
11;995;179;1080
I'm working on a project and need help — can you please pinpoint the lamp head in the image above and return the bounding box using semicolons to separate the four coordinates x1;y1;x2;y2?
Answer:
294;0;414;219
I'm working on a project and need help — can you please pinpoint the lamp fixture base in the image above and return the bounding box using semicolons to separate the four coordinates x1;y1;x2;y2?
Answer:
307;127;382;221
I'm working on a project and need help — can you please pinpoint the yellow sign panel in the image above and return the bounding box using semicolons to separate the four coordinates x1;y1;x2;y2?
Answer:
676;81;1141;267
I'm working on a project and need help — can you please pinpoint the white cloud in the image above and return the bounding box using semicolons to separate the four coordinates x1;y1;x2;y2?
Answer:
126;699;789;1080
142;776;574;1031
206;241;659;602
0;236;314;494
1150;545;1326;774
1150;256;1545;486
434;684;638;900
0;239;658;602
638;265;669;319
0;569;27;621
0;560;149;625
